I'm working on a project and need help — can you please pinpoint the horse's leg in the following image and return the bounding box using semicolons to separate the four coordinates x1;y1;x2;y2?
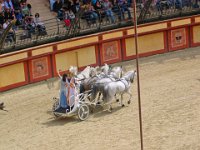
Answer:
115;94;119;102
108;104;112;113
105;102;112;113
97;92;102;101
127;91;132;104
120;94;125;107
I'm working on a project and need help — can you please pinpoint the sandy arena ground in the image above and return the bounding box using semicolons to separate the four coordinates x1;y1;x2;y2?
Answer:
0;47;200;150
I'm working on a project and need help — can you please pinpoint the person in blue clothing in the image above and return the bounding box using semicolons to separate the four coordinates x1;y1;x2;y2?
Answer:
54;68;76;113
54;70;68;113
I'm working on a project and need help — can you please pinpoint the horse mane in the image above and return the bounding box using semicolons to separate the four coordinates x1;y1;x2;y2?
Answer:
77;66;91;79
123;70;136;81
69;66;78;75
101;63;110;75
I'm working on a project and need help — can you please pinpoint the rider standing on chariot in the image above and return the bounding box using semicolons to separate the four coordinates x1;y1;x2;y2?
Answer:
54;66;77;113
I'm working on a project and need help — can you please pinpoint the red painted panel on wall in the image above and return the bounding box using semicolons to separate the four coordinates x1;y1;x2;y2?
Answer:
169;28;189;51
29;56;52;82
100;40;121;65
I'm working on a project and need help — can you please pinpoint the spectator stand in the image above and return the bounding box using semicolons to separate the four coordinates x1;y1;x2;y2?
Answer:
1;0;200;53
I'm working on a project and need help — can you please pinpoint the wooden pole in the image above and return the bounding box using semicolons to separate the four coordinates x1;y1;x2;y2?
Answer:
133;0;144;149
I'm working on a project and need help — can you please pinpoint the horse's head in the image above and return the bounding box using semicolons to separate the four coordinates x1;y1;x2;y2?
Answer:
123;70;136;83
130;70;137;83
110;66;123;79
89;66;99;77
101;63;110;75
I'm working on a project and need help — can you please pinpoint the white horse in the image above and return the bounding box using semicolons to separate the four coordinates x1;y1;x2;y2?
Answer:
100;63;110;75
91;76;116;103
90;65;123;103
76;66;91;80
109;66;123;79
90;66;100;77
102;70;136;112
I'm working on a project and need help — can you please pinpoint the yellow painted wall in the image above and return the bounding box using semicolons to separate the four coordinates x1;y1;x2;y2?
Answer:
57;36;98;50
77;46;96;67
195;17;200;23
103;31;123;40
138;23;167;33
0;63;25;88
171;19;191;27
0;52;27;65
126;32;164;56
192;25;200;43
32;46;53;56
55;46;96;70
127;23;167;35
55;51;77;71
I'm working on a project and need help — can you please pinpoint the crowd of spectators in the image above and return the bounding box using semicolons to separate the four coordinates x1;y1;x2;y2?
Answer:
154;0;199;13
0;0;47;43
50;0;132;27
50;0;200;27
1;0;199;44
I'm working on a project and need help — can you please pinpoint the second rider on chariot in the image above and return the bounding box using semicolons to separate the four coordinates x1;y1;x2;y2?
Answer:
54;67;77;113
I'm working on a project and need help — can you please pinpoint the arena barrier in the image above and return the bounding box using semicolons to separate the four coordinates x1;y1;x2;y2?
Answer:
1;14;200;92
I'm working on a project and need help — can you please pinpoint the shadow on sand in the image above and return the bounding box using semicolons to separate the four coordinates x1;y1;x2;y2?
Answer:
90;104;124;118
43;103;124;126
42;116;79;127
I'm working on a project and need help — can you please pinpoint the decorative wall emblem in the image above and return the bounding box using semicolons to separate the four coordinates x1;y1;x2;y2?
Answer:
32;57;49;79
171;28;186;48
102;41;119;62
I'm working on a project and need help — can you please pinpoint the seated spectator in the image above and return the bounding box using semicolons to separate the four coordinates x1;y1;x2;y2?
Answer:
3;19;10;29
34;13;43;26
3;19;14;41
50;0;56;10
27;3;32;15
63;0;72;10
102;0;115;23
24;15;35;38
93;0;106;22
82;0;90;5
193;0;199;8
175;0;183;10
4;8;15;21
118;0;132;20
53;0;63;12
53;0;64;20
71;0;80;14
84;3;98;25
0;12;4;25
63;8;75;27
112;0;121;21
34;13;47;36
21;2;31;17
0;0;5;12
4;0;14;11
15;9;23;26
12;0;21;10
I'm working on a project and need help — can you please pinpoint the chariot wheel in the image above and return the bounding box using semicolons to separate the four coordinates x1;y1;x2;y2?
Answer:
52;100;61;118
78;104;89;121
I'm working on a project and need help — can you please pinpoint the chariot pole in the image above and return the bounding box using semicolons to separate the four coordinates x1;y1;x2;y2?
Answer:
133;0;144;150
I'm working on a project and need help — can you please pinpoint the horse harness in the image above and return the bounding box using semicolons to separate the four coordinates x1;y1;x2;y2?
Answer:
117;78;130;90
